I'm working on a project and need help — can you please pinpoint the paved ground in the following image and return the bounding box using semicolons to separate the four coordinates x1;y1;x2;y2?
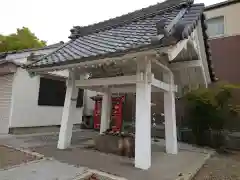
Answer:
0;159;87;180
0;130;213;180
0;145;39;169
193;152;240;180
30;143;211;180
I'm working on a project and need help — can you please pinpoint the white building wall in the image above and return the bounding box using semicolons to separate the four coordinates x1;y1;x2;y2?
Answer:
9;68;83;128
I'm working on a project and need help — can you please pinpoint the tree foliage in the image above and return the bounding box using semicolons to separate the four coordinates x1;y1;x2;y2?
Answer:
0;27;46;52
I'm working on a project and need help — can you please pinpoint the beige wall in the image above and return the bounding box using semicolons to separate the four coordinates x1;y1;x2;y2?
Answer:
205;3;240;36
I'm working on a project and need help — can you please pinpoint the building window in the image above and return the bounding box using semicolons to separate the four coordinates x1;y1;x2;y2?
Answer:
206;16;224;38
38;77;83;108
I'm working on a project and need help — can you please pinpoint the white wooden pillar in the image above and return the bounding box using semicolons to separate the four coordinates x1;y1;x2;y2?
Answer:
57;70;78;149
163;72;178;154
100;88;111;134
135;58;152;170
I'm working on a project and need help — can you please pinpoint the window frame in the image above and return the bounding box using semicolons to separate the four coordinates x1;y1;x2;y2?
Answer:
206;16;225;39
38;77;66;107
38;77;84;108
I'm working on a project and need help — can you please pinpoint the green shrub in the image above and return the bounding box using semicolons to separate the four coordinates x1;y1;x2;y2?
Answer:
184;83;240;148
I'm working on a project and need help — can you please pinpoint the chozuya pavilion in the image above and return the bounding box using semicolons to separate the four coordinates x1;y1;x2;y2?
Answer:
27;0;215;170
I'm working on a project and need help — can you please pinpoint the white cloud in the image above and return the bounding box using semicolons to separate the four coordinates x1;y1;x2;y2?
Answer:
0;0;224;44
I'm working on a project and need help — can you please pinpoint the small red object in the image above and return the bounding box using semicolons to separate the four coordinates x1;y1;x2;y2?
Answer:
93;99;102;130
92;95;124;132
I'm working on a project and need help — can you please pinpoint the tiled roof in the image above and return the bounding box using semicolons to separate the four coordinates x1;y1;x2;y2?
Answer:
28;0;215;81
0;42;64;57
0;42;64;66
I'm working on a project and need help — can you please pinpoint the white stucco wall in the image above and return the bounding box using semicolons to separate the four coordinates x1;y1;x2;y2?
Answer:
9;68;83;128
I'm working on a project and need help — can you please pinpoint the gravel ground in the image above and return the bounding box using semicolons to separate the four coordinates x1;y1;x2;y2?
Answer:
0;145;39;169
193;152;240;180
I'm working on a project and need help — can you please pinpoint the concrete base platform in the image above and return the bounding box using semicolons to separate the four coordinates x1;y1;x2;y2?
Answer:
9;124;82;135
31;141;213;180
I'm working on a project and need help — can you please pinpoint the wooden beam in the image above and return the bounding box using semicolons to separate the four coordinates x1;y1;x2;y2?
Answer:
169;60;202;70
190;29;201;55
167;39;188;61
82;74;177;93
110;86;136;93
86;85;162;93
151;76;177;92
152;58;171;73
75;75;137;88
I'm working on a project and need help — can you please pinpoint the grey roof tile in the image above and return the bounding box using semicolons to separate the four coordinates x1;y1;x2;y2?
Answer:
29;6;193;67
27;0;215;81
0;42;64;56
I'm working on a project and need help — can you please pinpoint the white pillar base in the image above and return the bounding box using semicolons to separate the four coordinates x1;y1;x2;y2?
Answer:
100;89;111;134
164;73;178;154
135;60;152;170
57;73;78;149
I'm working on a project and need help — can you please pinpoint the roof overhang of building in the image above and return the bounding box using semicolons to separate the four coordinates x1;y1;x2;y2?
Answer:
0;61;18;75
27;36;198;72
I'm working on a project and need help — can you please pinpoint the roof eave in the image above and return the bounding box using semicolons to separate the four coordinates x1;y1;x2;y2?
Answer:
0;60;21;67
27;44;165;72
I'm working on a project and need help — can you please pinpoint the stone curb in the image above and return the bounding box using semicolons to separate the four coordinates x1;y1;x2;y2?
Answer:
0;158;47;171
0;144;126;180
176;151;216;180
0;144;49;171
2;144;45;159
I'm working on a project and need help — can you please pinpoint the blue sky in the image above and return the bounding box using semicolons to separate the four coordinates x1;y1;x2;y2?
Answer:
0;0;224;44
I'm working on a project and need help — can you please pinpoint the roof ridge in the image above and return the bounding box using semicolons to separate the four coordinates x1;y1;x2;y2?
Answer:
69;0;194;39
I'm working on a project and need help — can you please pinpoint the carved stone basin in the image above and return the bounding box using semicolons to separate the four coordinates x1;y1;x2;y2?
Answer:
94;134;135;157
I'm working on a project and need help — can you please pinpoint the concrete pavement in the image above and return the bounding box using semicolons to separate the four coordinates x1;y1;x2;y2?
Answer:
0;131;214;180
0;159;86;180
